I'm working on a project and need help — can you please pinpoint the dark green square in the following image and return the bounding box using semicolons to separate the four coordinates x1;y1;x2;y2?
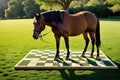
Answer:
53;63;58;66
81;63;89;66
103;61;114;66
48;56;54;58
18;60;30;66
46;60;53;63
87;58;98;66
34;56;41;58
40;58;47;60
36;63;45;66
26;54;35;58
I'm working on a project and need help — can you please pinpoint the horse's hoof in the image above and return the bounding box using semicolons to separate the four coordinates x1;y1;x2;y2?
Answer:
54;57;59;61
90;55;94;58
54;55;60;60
65;57;70;60
96;56;101;60
81;54;86;57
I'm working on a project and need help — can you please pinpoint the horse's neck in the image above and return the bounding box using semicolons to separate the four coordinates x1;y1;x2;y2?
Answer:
45;22;56;28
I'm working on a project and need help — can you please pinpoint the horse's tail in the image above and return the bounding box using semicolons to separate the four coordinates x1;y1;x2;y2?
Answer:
95;18;101;47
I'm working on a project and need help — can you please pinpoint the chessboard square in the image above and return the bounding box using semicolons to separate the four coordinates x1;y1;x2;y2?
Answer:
73;58;79;61
72;63;80;67
63;62;71;66
71;55;78;58
35;53;42;56
65;60;71;63
31;50;38;53
36;63;45;66
39;60;46;63
32;58;40;61
58;63;63;67
41;56;48;58
42;54;49;56
27;62;37;67
44;50;50;53
26;54;35;58
53;63;59;66
87;58;98;66
48;56;54;58
34;56;41;58
103;60;114;66
18;60;30;66
79;60;87;64
60;50;65;53
46;60;53;63
47;58;54;61
38;51;44;53
96;61;106;67
39;58;47;60
45;63;53;67
100;56;106;59
49;51;55;53
49;53;55;56
81;63;89;66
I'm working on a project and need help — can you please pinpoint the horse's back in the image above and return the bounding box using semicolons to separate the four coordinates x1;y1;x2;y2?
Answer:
79;11;97;32
66;11;97;36
57;11;98;36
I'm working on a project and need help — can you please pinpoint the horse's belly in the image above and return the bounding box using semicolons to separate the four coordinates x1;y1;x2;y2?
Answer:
69;30;83;36
69;25;87;36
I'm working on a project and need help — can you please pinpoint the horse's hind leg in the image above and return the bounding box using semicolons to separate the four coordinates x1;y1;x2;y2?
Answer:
54;35;61;60
64;36;70;60
81;32;89;57
96;45;100;59
89;32;95;58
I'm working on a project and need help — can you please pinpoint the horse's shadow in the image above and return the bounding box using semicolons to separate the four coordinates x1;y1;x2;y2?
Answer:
57;61;120;80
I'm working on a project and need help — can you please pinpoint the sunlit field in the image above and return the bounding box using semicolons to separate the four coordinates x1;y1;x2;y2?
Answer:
0;19;120;80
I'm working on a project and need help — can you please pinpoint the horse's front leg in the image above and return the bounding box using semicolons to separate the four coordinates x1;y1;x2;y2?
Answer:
64;36;70;60
54;35;61;60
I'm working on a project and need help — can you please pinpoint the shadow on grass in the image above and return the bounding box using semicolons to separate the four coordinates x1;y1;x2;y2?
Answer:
58;62;120;80
58;70;120;80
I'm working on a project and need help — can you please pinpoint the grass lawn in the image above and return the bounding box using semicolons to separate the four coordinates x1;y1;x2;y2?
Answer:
0;19;120;80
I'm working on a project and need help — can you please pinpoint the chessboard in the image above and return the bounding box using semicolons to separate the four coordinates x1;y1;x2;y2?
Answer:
14;50;118;70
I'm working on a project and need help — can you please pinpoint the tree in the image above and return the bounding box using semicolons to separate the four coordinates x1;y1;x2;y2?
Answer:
22;0;40;18
86;0;105;6
105;0;120;12
5;0;24;18
35;0;82;11
0;0;9;18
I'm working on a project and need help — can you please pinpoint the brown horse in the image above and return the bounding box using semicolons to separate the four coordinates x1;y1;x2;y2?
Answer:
33;10;101;60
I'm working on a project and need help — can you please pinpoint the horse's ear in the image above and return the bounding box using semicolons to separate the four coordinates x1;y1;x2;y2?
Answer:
33;12;36;16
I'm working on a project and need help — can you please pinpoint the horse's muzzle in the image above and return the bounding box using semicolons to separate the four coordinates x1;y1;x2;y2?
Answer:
33;35;38;39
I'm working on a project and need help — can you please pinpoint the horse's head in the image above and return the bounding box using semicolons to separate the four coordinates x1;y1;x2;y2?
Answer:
33;13;45;39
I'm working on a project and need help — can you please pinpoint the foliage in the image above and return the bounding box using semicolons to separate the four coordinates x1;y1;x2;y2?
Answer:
105;0;120;12
35;0;62;10
86;0;105;6
22;0;40;18
5;0;24;18
0;0;9;18
69;4;112;18
0;0;119;19
35;0;82;11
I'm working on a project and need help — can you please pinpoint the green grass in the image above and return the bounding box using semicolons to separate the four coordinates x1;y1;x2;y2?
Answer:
0;19;120;80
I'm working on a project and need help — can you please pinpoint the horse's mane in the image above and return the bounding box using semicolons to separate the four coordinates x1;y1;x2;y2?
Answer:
42;10;66;24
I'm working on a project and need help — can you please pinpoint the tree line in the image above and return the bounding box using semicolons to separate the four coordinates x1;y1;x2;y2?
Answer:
0;0;120;19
